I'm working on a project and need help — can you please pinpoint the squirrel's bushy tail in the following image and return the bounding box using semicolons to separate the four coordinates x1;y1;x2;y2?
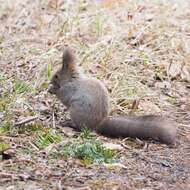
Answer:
98;115;176;144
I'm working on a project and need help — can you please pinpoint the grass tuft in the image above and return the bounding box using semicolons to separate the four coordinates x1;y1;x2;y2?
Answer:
0;122;12;135
35;129;62;149
47;63;52;81
13;80;32;95
54;129;116;164
17;123;44;134
0;142;10;152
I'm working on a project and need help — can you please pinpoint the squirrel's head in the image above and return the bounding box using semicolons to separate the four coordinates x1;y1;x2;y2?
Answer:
48;48;79;94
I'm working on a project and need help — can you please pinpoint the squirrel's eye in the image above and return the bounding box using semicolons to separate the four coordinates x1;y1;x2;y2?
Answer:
55;75;58;79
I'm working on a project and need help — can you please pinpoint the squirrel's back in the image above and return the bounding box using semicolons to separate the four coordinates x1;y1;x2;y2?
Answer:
70;78;109;130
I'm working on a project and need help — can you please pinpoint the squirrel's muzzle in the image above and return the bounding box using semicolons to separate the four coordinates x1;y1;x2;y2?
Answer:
48;84;56;94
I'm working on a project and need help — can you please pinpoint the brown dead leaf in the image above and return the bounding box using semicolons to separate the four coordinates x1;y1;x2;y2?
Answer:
103;163;127;170
168;62;182;79
181;65;190;82
62;127;76;137
103;142;124;151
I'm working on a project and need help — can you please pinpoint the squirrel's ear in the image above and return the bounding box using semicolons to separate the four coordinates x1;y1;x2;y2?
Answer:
62;48;75;70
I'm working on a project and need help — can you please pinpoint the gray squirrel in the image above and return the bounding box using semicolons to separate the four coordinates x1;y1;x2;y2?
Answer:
48;49;176;144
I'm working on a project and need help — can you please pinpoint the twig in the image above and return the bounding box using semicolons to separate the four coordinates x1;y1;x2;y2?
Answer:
129;99;140;114
14;116;38;126
0;172;30;181
52;111;56;129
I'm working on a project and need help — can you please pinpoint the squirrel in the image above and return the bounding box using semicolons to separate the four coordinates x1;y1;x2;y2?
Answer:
48;49;176;144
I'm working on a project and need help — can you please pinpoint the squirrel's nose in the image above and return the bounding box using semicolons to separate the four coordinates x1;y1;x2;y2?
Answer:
48;84;54;94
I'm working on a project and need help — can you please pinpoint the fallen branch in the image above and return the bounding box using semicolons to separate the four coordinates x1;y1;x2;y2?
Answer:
0;172;30;181
14;116;38;126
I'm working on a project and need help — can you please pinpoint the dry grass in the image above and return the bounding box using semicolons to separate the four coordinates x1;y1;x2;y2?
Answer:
0;0;190;189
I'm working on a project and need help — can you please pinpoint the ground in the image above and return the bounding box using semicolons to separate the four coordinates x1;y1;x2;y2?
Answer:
0;0;190;189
